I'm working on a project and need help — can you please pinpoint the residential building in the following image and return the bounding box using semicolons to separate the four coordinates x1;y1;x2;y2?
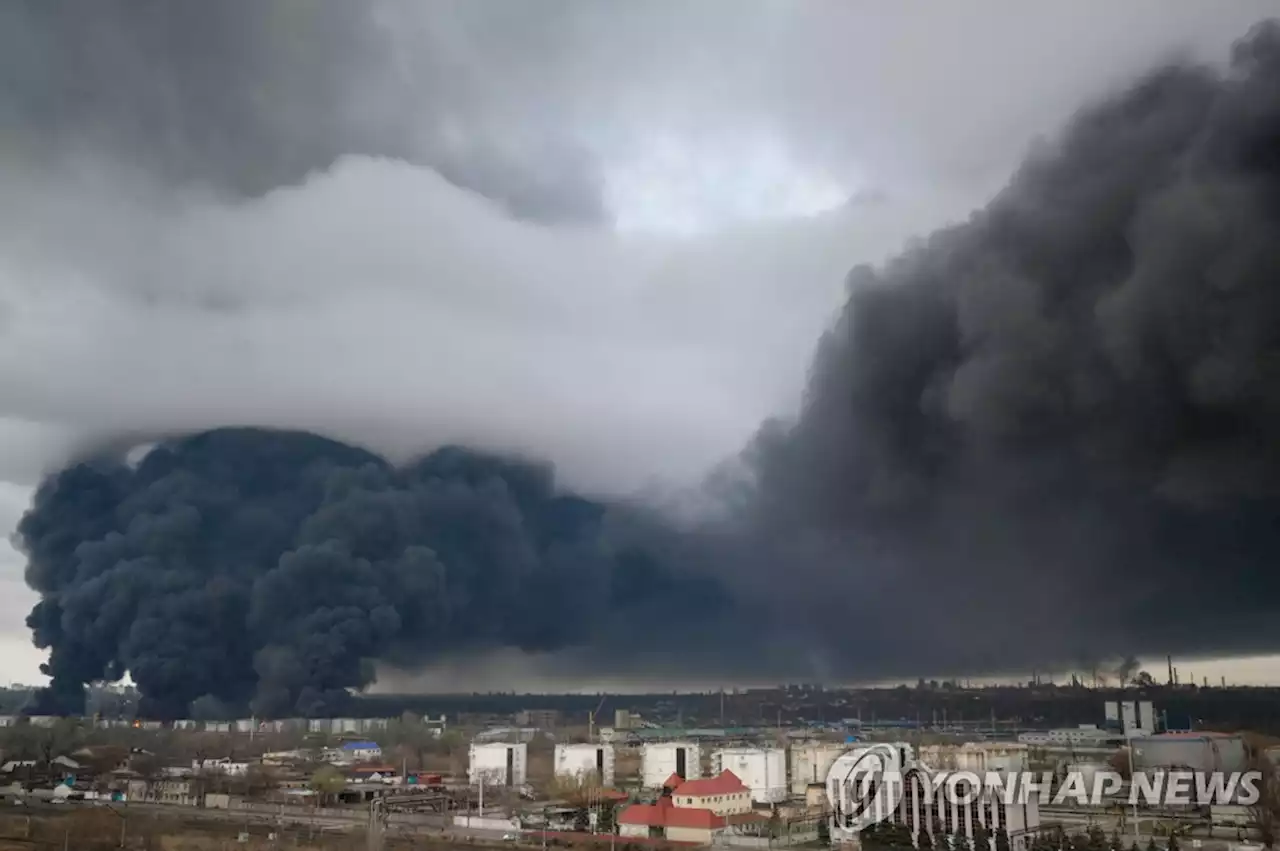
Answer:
127;779;195;806
618;785;764;845
192;758;249;776
667;770;752;815
618;798;731;845
340;741;383;762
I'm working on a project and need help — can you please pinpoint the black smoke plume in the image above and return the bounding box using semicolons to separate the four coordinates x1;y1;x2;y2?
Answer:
745;18;1280;674
16;19;1280;711
19;430;730;716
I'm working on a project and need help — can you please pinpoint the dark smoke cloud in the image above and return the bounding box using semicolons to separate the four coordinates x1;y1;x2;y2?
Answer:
19;429;733;716
0;0;608;225
15;18;1280;711
747;18;1280;675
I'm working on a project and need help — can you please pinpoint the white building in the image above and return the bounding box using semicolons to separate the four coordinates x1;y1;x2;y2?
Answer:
711;747;786;803
469;742;528;787
554;743;616;786
790;742;848;796
641;741;702;789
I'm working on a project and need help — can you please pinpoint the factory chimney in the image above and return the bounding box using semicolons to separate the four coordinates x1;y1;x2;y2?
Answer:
1167;655;1174;686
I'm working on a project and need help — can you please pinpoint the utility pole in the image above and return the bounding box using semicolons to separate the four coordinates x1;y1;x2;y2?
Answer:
366;798;385;851
1129;745;1140;846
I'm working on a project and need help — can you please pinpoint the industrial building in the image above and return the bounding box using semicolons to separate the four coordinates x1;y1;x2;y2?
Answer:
553;743;616;786
468;741;528;787
711;747;787;803
790;742;848;796
641;741;702;788
1104;700;1157;734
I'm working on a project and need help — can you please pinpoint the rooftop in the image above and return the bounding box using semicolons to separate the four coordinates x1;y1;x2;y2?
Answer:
670;770;747;797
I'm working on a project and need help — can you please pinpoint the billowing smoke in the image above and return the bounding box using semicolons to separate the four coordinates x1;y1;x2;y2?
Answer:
19;429;731;716
746;19;1280;672
13;16;1280;713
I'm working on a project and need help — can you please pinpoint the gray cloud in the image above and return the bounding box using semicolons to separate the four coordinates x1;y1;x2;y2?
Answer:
2;2;1278;702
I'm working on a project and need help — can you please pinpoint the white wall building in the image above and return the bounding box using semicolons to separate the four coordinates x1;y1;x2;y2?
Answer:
469;742;528;787
641;741;702;788
711;747;787;803
554;743;615;786
791;742;848;796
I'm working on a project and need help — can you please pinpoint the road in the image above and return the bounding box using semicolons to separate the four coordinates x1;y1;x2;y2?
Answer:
13;799;520;844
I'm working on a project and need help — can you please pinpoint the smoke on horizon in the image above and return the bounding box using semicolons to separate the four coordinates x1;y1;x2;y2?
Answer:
5;7;1280;714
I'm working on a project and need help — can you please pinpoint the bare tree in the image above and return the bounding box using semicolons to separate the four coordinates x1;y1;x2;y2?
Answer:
1249;747;1280;848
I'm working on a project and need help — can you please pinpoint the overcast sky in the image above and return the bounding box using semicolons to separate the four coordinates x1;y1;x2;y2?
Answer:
1;0;1277;690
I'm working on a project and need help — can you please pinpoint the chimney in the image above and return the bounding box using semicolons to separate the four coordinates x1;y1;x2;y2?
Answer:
1167;655;1174;686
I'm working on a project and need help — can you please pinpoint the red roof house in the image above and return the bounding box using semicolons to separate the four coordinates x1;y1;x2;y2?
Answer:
669;770;748;797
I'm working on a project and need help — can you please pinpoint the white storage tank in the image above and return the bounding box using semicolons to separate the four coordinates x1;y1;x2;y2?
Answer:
469;742;528;787
554;743;616;786
641;741;702;788
712;747;787;803
1131;733;1248;773
790;743;848;796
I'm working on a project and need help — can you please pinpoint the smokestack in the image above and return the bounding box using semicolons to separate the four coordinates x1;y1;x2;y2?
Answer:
1167;655;1174;686
1221;676;1226;688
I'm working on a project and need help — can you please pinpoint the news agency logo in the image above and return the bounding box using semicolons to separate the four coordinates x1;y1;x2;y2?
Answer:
827;743;910;831
828;759;1263;832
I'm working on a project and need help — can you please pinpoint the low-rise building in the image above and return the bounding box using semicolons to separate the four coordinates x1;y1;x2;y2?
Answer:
192;758;250;777
667;770;752;815
341;741;383;762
